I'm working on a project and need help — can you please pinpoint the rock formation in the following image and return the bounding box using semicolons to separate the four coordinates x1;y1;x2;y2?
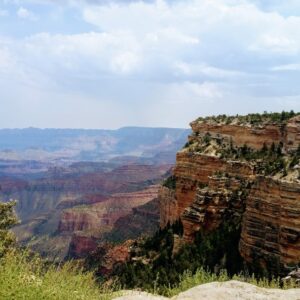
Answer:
160;113;300;274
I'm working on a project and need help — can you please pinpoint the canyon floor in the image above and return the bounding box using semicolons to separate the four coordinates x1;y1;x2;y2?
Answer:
115;281;300;300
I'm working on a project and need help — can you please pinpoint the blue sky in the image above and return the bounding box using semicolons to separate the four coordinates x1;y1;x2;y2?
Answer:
0;0;300;129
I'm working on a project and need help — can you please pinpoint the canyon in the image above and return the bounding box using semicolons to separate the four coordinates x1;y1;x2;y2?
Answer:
7;163;170;260
0;127;189;260
160;114;300;275
2;116;300;279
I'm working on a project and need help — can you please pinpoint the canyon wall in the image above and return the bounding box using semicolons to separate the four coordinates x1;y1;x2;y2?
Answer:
190;115;300;152
240;177;300;272
190;122;283;150
174;153;254;218
160;115;300;273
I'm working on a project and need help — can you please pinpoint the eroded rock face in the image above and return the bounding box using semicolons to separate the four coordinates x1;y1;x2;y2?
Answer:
59;186;160;234
191;115;300;152
286;116;300;152
191;122;283;150
68;234;99;258
160;115;300;273
173;153;254;219
98;240;133;275
159;186;177;228
59;186;160;258
181;176;247;242
240;177;300;273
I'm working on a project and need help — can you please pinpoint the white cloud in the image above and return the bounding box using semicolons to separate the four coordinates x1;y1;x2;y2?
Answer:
9;1;300;78
0;48;14;71
1;0;300;128
271;63;300;71
19;31;142;75
17;6;38;20
173;61;244;78
169;81;223;100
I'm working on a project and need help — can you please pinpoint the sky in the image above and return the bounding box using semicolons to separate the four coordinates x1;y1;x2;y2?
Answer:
0;0;300;129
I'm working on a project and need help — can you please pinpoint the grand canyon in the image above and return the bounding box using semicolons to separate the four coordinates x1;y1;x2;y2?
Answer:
1;113;300;299
0;127;189;259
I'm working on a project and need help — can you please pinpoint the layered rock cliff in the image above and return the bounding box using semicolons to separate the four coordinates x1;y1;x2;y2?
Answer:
160;113;300;274
240;176;300;273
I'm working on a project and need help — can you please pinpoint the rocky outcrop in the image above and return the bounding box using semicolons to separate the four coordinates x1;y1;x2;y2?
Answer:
114;281;300;300
160;114;300;274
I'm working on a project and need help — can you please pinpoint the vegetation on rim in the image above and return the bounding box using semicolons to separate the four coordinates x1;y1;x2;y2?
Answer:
196;111;300;125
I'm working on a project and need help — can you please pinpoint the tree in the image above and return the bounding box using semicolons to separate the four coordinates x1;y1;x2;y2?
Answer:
0;200;18;257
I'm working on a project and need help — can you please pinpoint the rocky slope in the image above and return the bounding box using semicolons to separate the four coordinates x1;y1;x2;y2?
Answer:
160;113;300;275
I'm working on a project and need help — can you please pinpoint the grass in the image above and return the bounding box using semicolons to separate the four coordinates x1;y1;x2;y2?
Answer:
1;250;298;299
164;268;299;297
0;250;119;300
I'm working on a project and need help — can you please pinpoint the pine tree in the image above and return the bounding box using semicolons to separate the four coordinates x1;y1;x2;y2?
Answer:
0;200;18;257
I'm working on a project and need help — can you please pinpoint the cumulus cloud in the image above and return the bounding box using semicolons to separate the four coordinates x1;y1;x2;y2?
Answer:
0;0;300;128
17;6;38;20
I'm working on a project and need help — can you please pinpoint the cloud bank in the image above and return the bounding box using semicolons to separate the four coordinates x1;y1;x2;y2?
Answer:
0;0;300;128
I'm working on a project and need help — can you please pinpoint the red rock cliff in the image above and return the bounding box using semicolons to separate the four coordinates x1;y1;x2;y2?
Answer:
160;114;300;272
